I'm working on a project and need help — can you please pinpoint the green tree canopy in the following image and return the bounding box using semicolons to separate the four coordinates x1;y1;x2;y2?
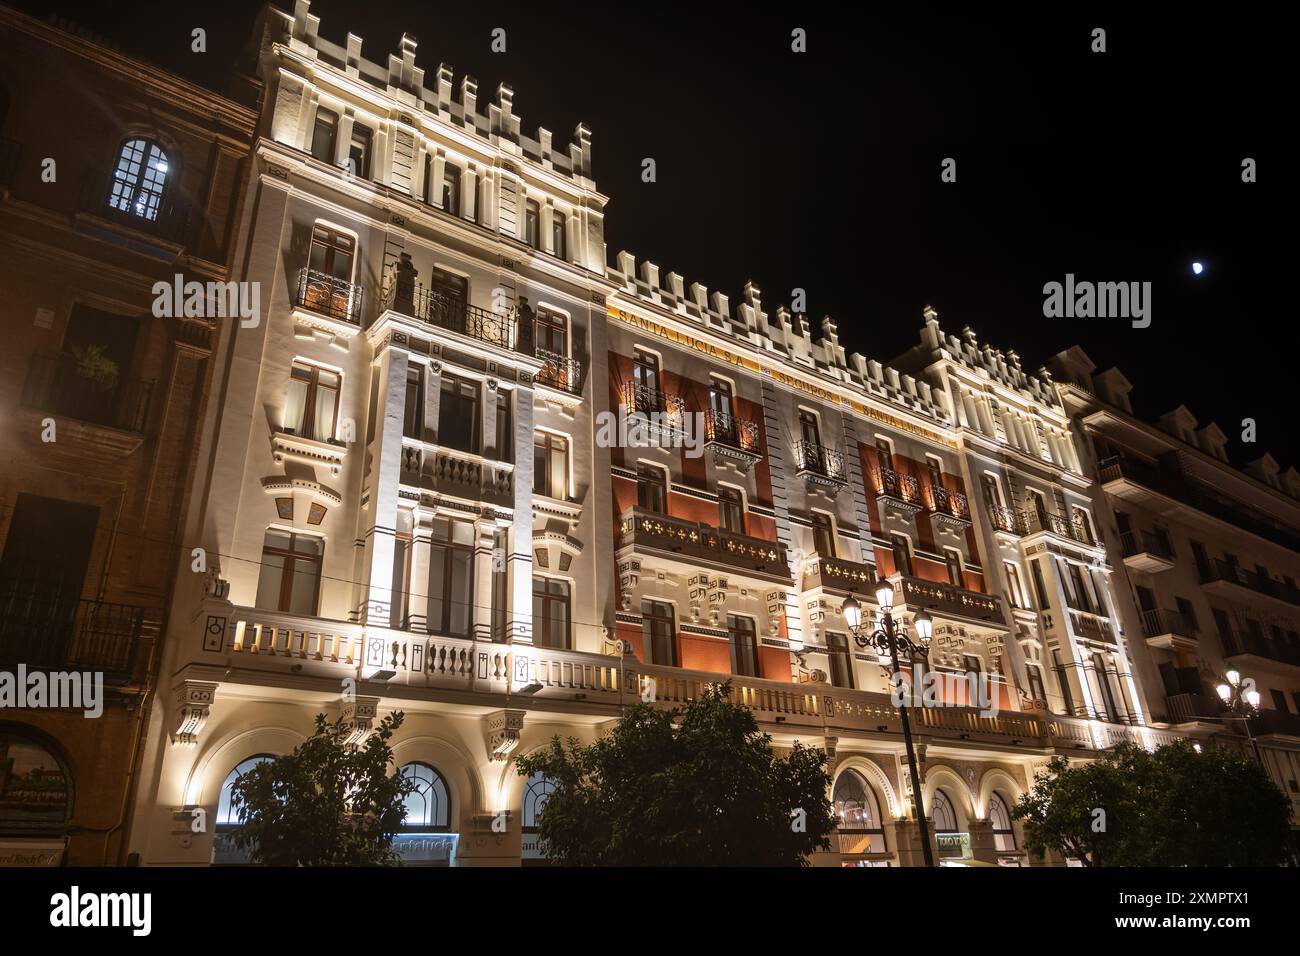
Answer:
1013;739;1291;866
228;711;415;866
515;682;835;866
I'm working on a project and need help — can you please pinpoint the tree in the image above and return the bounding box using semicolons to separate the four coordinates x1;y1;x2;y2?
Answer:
227;711;416;866
515;682;835;865
1013;739;1291;866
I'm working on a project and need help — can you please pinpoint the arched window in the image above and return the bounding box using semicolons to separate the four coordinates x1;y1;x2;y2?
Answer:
989;791;1016;852
0;730;73;838
521;771;556;864
215;755;273;828
212;754;273;865
832;769;886;857
931;787;958;833
108;138;170;221
398;762;451;831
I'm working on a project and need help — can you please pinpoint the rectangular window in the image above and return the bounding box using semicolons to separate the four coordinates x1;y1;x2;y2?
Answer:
348;124;373;179
1190;539;1211;578
491;529;508;640
422;153;433;204
1053;649;1075;716
535;309;568;356
1030;559;1050;608
255;530;323;615
390;523;413;629
442;165;461;215
427;517;475;637
890;534;913;577
285;362;340;441
532;577;571;649
728;614;760;677
641;599;676;666
403;364;423;439
495;391;513;463
1004;562;1027;609
1271;689;1290;713
551;210;567;260
1025;663;1046;705
718;487;744;534
524;200;540;247
631;350;661;411
307;225;355;282
799;409;822;448
437;375;479;453
1092;653;1120;721
944;548;964;587
826;632;854;689
636;464;667;514
533;433;568;499
875;438;893;472
311;108;338;163
1175;597;1198;635
811;512;836;558
981;474;1003;511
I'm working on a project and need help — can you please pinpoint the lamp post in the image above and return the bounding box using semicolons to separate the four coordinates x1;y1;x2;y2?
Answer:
1215;669;1264;766
842;578;936;867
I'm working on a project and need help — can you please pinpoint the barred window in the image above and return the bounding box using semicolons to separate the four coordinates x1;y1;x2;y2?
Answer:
108;138;169;221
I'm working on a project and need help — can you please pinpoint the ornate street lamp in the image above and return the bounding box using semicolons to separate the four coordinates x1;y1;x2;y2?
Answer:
1215;669;1264;766
842;578;936;867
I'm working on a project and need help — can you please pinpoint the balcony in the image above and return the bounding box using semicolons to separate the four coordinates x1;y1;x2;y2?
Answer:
0;582;145;682
989;505;1028;536
1120;530;1176;573
382;283;528;355
801;554;874;595
875;467;923;516
1099;454;1300;554
792;440;847;488
1165;692;1223;724
1021;508;1096;547
1221;628;1300;668
208;597;1170;752
1068;610;1117;646
617;506;791;584
1200;558;1300;611
704;409;763;470
621;382;686;431
1139;607;1197;652
1253;708;1300;738
930;485;972;526
21;351;154;435
534;349;583;395
293;267;365;337
399;440;514;506
897;575;1003;625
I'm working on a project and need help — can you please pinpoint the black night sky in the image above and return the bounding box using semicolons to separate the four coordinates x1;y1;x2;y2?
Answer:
19;1;1289;464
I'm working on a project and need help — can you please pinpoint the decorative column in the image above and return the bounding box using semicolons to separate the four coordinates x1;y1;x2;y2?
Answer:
362;344;409;629
508;378;536;642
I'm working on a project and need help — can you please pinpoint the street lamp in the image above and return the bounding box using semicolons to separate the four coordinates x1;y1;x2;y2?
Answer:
842;578;936;867
1215;669;1263;766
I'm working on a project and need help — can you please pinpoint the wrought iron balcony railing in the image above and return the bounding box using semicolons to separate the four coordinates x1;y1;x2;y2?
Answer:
294;267;364;326
1120;530;1175;561
21;351;154;433
704;409;760;453
988;505;1027;535
877;466;921;505
621;381;685;423
1221;628;1300;667
1140;607;1196;641
930;485;971;521
0;580;144;680
1021;508;1095;546
1201;558;1300;608
1165;692;1223;723
792;440;847;483
535;349;583;394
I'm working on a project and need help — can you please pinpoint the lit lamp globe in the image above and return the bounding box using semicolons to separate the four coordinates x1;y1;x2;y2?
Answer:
841;595;863;632
1245;689;1261;709
875;578;895;614
1226;669;1241;687
913;608;934;645
1215;682;1232;702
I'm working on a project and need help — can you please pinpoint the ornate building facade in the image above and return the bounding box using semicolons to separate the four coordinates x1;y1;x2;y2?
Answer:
101;1;1294;867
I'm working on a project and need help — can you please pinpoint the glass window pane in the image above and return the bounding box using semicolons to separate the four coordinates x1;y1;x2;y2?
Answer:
255;553;285;610
288;558;319;615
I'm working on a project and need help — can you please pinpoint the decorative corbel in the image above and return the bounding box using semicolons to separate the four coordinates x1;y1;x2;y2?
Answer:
338;695;380;747
484;708;526;761
171;681;218;746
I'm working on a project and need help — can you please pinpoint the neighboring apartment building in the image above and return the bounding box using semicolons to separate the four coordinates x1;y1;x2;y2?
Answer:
0;7;255;864
1050;347;1300;847
124;1;1214;869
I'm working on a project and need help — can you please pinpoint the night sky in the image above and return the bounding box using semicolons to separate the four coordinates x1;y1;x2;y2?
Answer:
17;1;1288;465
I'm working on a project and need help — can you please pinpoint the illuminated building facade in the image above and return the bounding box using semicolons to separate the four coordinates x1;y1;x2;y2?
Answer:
117;1;1283;867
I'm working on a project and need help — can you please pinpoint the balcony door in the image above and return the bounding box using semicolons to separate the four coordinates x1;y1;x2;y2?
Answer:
535;308;567;356
890;534;913;577
727;614;760;677
826;631;854;689
308;225;354;283
632;350;661;412
641;599;676;666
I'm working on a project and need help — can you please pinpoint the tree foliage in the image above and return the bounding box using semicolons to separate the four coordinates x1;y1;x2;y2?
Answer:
515;682;835;866
1013;739;1291;866
228;711;415;866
